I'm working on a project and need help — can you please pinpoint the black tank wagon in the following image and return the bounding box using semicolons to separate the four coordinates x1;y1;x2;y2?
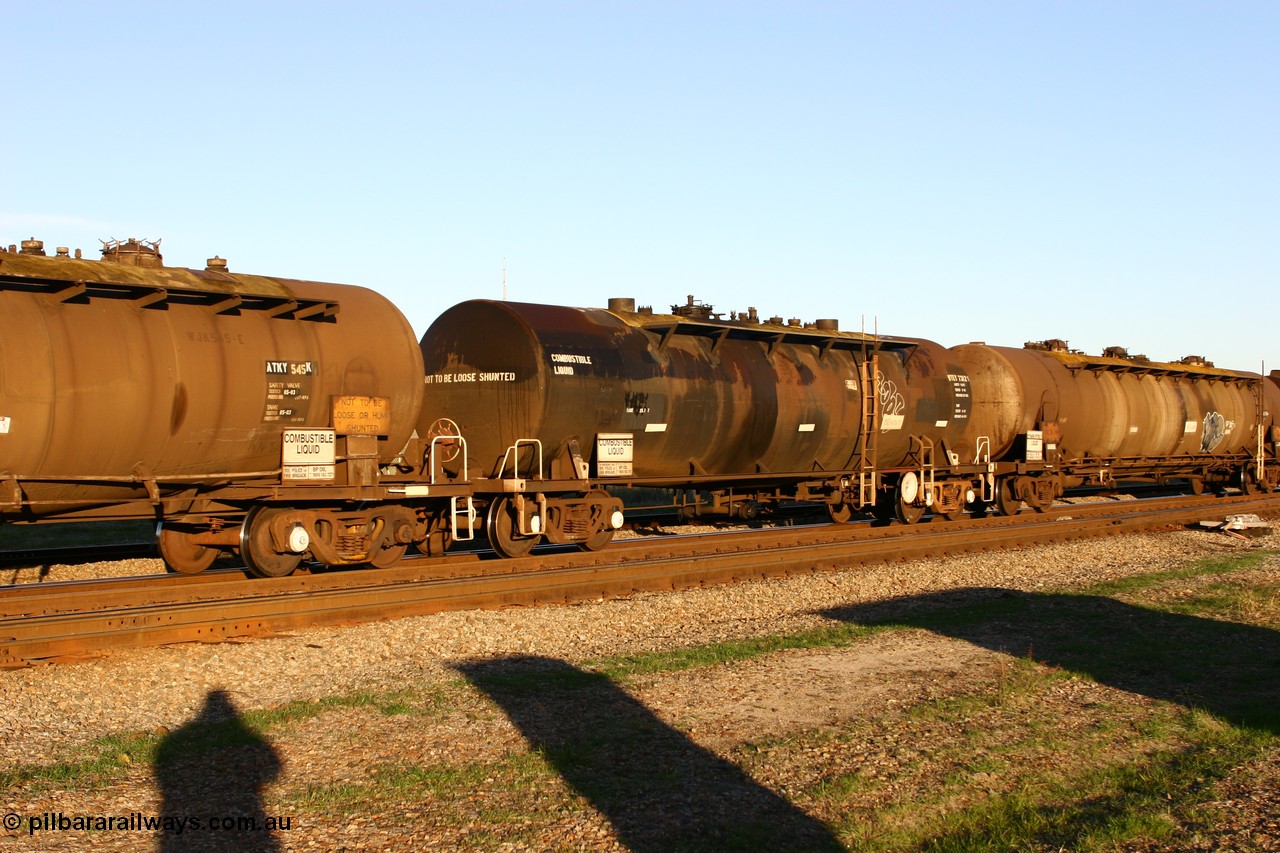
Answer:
419;295;989;538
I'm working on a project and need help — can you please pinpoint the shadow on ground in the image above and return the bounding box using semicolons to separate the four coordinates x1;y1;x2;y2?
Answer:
821;588;1280;848
823;588;1280;734
154;689;282;852
456;656;844;853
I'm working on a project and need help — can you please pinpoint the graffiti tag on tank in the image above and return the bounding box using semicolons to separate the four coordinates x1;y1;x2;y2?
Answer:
622;390;667;431
1200;412;1236;453
625;391;650;416
878;377;906;432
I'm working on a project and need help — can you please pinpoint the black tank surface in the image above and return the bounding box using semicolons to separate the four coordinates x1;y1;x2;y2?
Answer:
418;298;974;485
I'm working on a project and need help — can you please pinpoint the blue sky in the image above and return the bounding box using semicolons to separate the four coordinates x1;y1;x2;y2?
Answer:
4;2;1276;369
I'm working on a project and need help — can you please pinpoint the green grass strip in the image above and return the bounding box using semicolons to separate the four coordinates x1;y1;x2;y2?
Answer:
0;689;423;794
921;715;1274;852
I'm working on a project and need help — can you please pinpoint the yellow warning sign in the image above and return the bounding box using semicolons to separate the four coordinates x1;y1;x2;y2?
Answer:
332;396;391;435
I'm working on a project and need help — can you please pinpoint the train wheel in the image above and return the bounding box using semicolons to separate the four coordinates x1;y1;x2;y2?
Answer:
1239;468;1258;495
156;523;217;575
994;478;1022;517
579;528;615;552
240;507;305;578
486;497;538;559
893;474;925;525
367;542;408;569
827;502;855;524
1188;477;1206;496
894;500;925;525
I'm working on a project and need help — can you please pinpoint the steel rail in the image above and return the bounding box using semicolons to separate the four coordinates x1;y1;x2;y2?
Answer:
1;493;1276;668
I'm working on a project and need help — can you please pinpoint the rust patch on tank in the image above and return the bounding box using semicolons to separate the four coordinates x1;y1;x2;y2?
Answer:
170;383;188;435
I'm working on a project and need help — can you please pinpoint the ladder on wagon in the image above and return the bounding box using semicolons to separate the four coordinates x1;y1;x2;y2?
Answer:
856;347;880;508
1253;376;1267;486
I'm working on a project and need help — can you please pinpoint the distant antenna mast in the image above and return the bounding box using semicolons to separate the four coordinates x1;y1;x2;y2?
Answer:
502;257;507;301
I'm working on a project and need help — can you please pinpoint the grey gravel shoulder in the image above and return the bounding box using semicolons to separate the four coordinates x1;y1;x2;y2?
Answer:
0;528;1271;766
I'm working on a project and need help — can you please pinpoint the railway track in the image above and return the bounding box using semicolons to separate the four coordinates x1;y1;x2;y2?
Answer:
2;492;1276;668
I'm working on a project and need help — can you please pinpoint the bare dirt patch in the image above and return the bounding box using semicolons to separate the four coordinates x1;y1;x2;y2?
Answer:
639;630;991;745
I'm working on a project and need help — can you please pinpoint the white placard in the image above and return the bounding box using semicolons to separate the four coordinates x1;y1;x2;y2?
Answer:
596;433;634;477
596;433;634;461
1025;429;1044;462
282;429;335;481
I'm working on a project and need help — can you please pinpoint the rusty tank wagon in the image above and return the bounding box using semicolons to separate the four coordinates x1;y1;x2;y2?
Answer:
0;238;438;576
3;236;1278;576
952;341;1280;513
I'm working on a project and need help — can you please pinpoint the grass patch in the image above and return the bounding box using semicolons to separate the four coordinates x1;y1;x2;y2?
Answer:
291;750;563;840
792;671;1279;853
0;688;432;795
460;622;895;696
590;622;893;681
295;761;500;810
789;550;1280;851
1078;549;1275;598
1163;577;1280;626
920;713;1272;852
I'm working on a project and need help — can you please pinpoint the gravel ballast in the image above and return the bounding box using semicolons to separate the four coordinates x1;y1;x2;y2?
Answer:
1;525;1276;850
